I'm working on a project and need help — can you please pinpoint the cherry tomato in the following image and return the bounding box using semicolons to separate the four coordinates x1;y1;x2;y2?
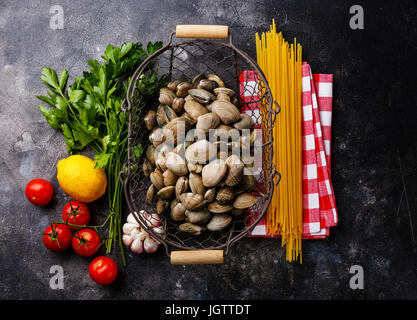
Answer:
62;201;91;228
72;228;101;257
89;256;118;285
25;179;54;206
42;223;72;252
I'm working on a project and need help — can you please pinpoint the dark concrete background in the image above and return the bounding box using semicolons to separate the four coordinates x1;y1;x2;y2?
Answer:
1;0;417;299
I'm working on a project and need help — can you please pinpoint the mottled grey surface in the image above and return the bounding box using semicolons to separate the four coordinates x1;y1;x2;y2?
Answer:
1;0;417;299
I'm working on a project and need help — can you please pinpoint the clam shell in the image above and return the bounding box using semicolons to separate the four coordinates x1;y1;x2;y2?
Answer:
170;200;186;221
149;127;174;148
179;193;205;211
197;79;218;92
211;101;241;125
216;187;234;204
157;104;177;126
146;145;156;166
216;93;231;102
207;201;233;213
189;172;206;195
192;73;206;88
172;97;185;113
234;173;256;194
144;110;156;131
150;170;164;190
165;152;188;176
196;112;220;134
155;152;167;172
201;159;227;187
233;192;257;209
187;162;203;173
163;169;178;186
176;82;193;97
207;74;225;87
185;139;216;164
207;213;232;231
146;184;157;203
181;111;197;125
214;87;235;97
233;113;255;130
156;199;169;214
163;117;192;145
184;99;208;121
224;155;244;186
142;158;153;177
167;79;182;92
204;188;216;203
157;186;175;200
159;88;176;106
188;88;216;104
185;209;211;225
179;222;206;235
175;176;189;198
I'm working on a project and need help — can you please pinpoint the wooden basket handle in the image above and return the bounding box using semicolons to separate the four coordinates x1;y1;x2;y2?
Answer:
176;25;229;39
170;250;224;264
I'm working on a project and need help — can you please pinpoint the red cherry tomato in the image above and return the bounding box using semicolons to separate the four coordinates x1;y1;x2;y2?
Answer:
89;256;118;285
42;223;72;252
62;201;91;228
25;179;54;206
72;228;101;257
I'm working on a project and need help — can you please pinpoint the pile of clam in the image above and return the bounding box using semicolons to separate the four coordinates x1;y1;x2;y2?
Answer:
142;73;258;236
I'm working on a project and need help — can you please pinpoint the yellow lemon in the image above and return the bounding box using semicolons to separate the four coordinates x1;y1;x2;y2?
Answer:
57;155;107;203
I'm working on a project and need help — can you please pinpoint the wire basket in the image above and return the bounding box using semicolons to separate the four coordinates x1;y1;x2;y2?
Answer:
121;25;279;264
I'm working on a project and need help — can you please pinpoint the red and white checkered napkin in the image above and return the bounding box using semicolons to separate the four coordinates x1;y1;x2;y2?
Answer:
239;65;337;239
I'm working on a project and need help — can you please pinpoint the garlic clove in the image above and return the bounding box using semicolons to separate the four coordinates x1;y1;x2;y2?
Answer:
143;236;159;253
130;227;142;239
138;230;148;242
123;222;138;234
127;213;139;225
130;238;144;254
122;234;133;247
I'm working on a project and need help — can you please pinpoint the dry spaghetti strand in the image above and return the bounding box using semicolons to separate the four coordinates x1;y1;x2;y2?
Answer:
256;20;303;262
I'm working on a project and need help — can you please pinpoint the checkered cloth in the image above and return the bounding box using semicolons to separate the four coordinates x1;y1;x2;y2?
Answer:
240;65;337;239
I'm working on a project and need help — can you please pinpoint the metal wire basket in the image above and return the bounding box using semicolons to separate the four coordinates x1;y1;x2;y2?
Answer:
121;25;279;264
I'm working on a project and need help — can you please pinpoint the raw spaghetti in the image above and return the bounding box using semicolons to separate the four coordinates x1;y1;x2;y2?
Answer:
256;20;303;262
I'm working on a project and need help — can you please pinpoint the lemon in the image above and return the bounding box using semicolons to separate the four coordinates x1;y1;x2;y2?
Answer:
57;155;107;203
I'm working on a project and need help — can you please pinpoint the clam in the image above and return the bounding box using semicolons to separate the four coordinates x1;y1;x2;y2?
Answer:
181;111;197;125
211;101;241;125
233;113;255;130
184;94;194;102
165;152;188;176
150;170;164;190
196;112;220;134
216;187;234;204
164;116;192;145
170;200;186;221
206;102;213;112
201;159;227;187
175;176;189;198
179;222;206;235
224;155;244;186
163;169;178;186
172;97;185;113
155;152;167;172
156;199;169;214
168;79;182;92
149;127;173;148
189;172;206;195
197;79;218;92
142;158;153;177
207;201;233;213
192;73;206;88
204;188;216;203
144;110;156;131
207;74;225;87
185;139;217;164
157;104;177;126
185;209;211;225
216;93;231;102
214;87;235;97
213;125;240;142
157;186;175;200
159;88;176;106
187;162;203;173
188;88;216;104
146;184;158;203
183;100;208;121
234;173;256;194
207;213;232;231
146;145;156;166
233;192;257;209
179;193;205;210
176;81;193;97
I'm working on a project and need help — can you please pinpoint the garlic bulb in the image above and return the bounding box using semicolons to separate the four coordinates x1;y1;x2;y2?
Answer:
122;211;162;254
